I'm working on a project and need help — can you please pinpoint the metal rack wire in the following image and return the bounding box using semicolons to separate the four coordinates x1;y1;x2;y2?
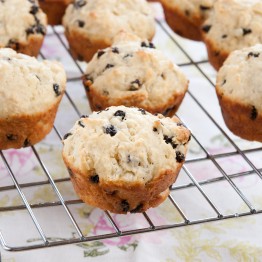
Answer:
0;13;262;252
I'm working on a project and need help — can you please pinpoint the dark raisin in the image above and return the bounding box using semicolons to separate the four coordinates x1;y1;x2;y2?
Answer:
112;47;119;54
130;203;143;213
78;120;85;128
164;135;172;144
53;83;61;96
23;138;30;147
103;125;117;136
222;34;228;39
127;155;131;163
26;24;46;36
77;20;85;28
248;52;260;58
164;135;178;149
138;108;146;115
176;151;185;163
96;105;102;110
26;27;35;35
6;39;19;50
30;5;39;15
199;5;211;10
81;115;89;118
121;200;130;212
104;64;114;70
177;122;186;127
162;105;175;116
222;79;227;85
141;41;155;48
36;24;46;35
114;110;126;120
77;54;84;61
6;134;17;141
214;51;220;57
103;90;109;96
129;79;142;91
90;174;99;184
242;28;252;36
97;50;105;59
74;0;86;8
123;54;133;59
250;106;258;120
153;127;158;132
185;10;190;16
202;25;212;33
63;133;72;140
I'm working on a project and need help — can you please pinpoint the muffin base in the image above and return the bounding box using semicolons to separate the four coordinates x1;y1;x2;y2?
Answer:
63;158;182;214
203;38;229;71
0;94;64;150
64;29;110;62
83;81;187;117
162;3;202;41
2;35;45;57
216;89;262;142
39;1;71;25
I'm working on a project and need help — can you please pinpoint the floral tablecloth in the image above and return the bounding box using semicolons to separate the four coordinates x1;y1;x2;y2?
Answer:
1;3;262;262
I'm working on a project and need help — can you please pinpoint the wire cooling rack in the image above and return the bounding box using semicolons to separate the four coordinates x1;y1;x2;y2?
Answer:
0;6;262;252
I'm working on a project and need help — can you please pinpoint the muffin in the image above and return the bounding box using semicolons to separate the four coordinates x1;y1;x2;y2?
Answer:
39;0;73;25
160;0;215;41
62;0;155;62
0;48;66;150
216;44;262;142
62;106;191;214
83;34;188;116
0;0;47;57
202;0;262;70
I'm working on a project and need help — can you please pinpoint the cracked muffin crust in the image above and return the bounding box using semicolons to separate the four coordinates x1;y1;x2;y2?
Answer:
62;0;155;62
0;0;47;56
39;0;73;25
160;0;215;41
0;48;66;150
62;106;191;214
83;34;188;116
216;44;262;142
202;0;262;70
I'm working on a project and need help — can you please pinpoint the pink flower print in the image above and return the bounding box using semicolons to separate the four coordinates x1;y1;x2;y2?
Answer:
90;212;132;246
0;148;37;183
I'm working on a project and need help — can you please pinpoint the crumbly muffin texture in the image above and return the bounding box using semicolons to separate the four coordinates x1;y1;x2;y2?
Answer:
83;35;188;114
202;0;262;69
216;44;262;141
63;0;155;44
0;48;66;149
0;0;47;53
0;49;66;117
62;106;191;213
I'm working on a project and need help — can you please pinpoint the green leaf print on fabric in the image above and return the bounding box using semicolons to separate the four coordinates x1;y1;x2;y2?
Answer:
76;241;109;257
118;240;138;252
